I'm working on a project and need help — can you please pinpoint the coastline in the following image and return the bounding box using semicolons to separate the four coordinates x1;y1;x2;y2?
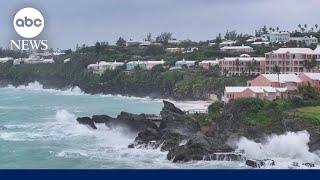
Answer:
0;81;213;111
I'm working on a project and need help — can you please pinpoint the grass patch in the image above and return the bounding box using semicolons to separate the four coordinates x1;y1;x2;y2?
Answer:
297;106;320;124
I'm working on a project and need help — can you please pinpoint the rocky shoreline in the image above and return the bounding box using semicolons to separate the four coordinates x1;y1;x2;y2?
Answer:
76;101;320;168
0;76;213;101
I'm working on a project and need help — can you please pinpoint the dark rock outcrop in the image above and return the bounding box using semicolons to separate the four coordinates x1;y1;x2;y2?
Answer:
105;112;158;132
159;101;200;135
76;117;97;129
92;115;114;123
246;159;275;168
167;133;233;162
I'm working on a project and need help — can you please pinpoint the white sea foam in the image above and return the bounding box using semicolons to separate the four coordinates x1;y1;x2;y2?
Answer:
3;81;211;111
235;131;320;168
5;81;84;96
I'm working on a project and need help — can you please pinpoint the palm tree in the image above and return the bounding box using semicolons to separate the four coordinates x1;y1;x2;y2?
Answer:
315;24;319;31
298;24;302;32
276;27;280;32
245;61;253;76
304;24;308;30
272;65;281;82
235;58;240;76
303;57;317;72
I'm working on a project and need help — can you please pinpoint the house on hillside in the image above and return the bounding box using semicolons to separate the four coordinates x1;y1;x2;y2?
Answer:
223;86;288;102
220;45;254;53
247;74;302;91
126;61;146;70
175;59;196;69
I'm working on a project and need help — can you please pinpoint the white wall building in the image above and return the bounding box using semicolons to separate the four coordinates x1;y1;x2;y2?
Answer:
220;45;254;53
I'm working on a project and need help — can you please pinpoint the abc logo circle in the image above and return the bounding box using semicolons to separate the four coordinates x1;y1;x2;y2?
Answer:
13;7;44;38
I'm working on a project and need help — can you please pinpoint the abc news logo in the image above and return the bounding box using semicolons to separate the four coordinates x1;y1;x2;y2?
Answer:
15;16;43;28
10;7;48;50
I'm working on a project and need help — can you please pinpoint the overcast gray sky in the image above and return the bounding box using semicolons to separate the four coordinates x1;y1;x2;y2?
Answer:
1;0;320;50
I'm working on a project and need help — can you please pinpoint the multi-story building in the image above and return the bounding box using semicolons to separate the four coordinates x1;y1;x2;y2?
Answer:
290;35;318;46
268;32;290;43
219;54;265;76
265;48;318;73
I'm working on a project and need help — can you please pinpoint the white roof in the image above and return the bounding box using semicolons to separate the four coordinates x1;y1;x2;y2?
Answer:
270;48;314;54
127;61;146;64
199;60;219;64
225;86;247;93
176;59;196;64
301;73;320;80
221;45;253;50
220;40;236;45
146;60;164;64
252;42;270;45
262;74;301;83
223;57;265;62
225;86;287;93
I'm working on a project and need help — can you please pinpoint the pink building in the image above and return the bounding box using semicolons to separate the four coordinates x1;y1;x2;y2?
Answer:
299;73;320;90
224;86;287;102
247;74;302;91
265;48;318;73
219;54;265;76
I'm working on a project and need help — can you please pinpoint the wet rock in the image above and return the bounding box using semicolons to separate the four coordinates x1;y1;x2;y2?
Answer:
160;130;184;152
134;127;162;145
167;133;233;162
105;112;158;133
92;115;114;123
76;117;97;129
246;159;275;168
203;153;244;161
302;163;315;168
292;162;299;167
160;101;200;135
128;144;134;148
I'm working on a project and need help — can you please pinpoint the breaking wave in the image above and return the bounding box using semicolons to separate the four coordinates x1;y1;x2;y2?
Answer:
235;131;320;168
5;81;84;96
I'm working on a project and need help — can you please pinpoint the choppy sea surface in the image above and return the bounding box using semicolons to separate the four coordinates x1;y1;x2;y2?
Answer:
0;82;319;169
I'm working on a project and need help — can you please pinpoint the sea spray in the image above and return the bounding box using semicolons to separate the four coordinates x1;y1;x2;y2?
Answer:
235;131;320;164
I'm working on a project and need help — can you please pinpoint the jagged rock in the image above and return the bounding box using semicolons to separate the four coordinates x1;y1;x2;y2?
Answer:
92;115;114;123
160;101;200;135
105;112;158;133
128;144;134;148
203;153;244;161
160;130;184;152
134;127;162;145
162;101;185;115
246;159;275;168
302;163;315;167
167;133;233;162
76;117;97;129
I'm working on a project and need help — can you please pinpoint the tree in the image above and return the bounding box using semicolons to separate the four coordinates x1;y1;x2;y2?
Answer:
235;58;240;76
272;65;281;82
146;33;152;42
156;32;172;44
245;61;253;76
116;37;126;47
303;57;317;72
95;41;102;54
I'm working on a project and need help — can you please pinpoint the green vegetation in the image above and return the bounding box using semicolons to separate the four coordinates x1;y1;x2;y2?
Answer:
297;106;320;125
